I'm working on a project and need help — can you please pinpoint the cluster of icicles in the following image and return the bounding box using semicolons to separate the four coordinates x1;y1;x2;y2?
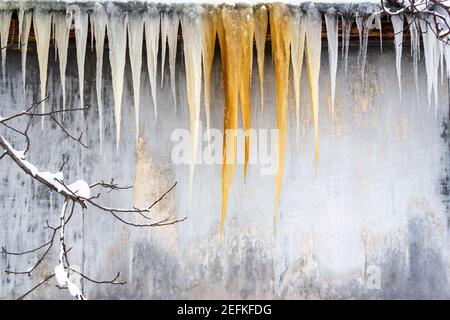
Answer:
3;3;448;239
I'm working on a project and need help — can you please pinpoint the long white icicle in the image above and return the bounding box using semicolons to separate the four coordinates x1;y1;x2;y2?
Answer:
54;12;71;112
127;12;144;142
420;18;439;113
73;8;89;109
107;7;128;151
406;15;420;101
391;14;404;100
167;12;179;108
93;4;107;150
19;9;32;93
325;8;338;117
144;7;160;121
161;10;169;88
181;6;204;196
0;11;12;81
33;9;52;128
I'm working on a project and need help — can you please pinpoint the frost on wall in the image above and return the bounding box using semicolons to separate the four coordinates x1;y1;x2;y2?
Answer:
0;2;449;241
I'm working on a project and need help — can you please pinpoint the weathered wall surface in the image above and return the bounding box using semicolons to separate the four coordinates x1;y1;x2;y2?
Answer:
0;41;449;299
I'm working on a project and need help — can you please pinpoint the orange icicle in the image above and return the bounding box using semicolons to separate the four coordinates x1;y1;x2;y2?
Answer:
202;7;218;144
218;6;240;241
238;7;254;179
304;7;322;164
269;3;291;230
255;6;268;112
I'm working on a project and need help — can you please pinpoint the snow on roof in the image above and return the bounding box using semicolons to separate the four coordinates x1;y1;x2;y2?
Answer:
0;0;380;10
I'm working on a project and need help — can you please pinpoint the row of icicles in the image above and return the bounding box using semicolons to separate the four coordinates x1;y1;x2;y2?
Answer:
2;3;448;239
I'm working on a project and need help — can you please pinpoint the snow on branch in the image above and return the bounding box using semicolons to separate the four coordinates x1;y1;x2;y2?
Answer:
382;0;450;42
0;99;185;300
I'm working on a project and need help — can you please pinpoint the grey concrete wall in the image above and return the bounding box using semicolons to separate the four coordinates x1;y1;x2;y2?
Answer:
0;41;449;299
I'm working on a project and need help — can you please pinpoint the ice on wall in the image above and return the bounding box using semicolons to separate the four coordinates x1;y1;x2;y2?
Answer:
18;9;32;93
391;14;404;99
127;11;144;142
325;8;338;117
33;8;52;127
144;6;160;121
0;10;12;81
92;4;106;149
1;3;450;246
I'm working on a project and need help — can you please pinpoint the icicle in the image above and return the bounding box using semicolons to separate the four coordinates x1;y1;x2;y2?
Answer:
33;9;52;127
19;9;32;93
54;12;72;112
360;17;371;81
0;11;12;81
341;14;346;58
269;3;291;230
439;40;444;85
181;5;203;197
375;13;382;52
305;6;321;165
160;11;168;88
93;4;107;150
356;14;363;64
444;42;450;79
290;8;305;141
72;7;89;109
90;15;94;52
325;8;338;117
238;7;254;179
354;13;369;80
18;9;23;47
406;15;420;101
127;12;144;143
144;7;160;121
107;6;128;151
202;7;218;149
217;6;239;240
420;19;439;112
255;5;268;112
342;13;353;76
391;14;404;100
166;11;179;108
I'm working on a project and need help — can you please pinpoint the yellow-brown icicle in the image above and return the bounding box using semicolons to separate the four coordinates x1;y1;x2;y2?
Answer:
304;8;322;163
202;7;218;142
255;6;268;112
238;7;255;178
269;3;291;229
218;7;240;241
290;9;306;143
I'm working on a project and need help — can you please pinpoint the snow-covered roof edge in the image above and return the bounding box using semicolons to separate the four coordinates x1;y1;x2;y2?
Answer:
0;0;381;11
